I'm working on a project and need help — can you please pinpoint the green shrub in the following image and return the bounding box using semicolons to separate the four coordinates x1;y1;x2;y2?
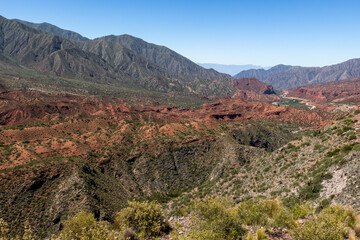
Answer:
114;200;169;238
354;223;360;237
289;203;311;219
313;130;321;137
341;144;353;153
0;218;9;240
291;205;354;240
315;198;331;213
189;197;245;240
256;228;266;240
0;219;33;240
313;143;323;151
326;148;340;157
298;176;323;200
238;200;268;226
291;215;348;240
342;126;354;133
246;232;255;240
238;199;295;228
321;205;356;228
57;211;115;240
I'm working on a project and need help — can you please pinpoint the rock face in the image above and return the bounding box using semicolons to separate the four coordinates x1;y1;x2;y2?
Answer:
234;59;360;90
231;77;280;102
286;77;360;104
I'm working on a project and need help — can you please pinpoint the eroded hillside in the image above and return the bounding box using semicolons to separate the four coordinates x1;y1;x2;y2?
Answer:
0;89;355;238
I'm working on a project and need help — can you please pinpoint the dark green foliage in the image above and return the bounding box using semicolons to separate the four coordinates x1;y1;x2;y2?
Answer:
354;109;360;115
232;123;295;151
298;173;332;201
313;130;321;137
326;148;340;157
342;144;354;153
315;198;332;213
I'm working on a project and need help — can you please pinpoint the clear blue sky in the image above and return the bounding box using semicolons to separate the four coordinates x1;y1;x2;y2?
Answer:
2;0;360;67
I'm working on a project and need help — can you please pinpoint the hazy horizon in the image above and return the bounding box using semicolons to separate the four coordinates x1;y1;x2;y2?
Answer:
2;0;360;67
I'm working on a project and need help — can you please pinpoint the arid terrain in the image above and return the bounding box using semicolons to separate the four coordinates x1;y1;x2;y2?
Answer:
1;14;360;240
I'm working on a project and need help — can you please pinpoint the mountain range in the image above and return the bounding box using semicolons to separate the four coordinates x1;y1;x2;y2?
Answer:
0;16;234;100
234;60;360;90
14;18;232;82
4;16;360;97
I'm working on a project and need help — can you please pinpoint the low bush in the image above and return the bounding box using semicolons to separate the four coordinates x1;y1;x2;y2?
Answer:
189;197;245;240
321;205;356;228
291;215;348;240
238;200;268;226
290;205;355;240
0;218;10;240
0;219;33;240
57;211;115;240
326;148;340;157
289;203;311;219
238;199;295;228
114;200;170;238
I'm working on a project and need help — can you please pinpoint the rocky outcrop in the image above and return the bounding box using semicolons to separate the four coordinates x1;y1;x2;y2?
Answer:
231;77;280;101
287;77;360;104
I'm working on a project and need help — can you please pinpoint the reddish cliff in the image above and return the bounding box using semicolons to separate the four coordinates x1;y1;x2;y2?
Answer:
232;77;280;101
287;77;360;104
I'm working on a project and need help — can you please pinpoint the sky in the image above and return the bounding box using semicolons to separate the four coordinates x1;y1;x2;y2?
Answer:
2;0;360;67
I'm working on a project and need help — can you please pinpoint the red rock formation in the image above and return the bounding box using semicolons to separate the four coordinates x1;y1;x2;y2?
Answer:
232;77;280;102
287;77;360;104
0;90;342;129
0;91;135;126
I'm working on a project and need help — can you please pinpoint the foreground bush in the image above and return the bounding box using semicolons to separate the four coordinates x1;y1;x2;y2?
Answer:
0;219;33;240
114;200;169;238
57;211;117;240
188;197;246;240
290;205;355;240
0;218;9;240
238;199;295;228
1;199;359;240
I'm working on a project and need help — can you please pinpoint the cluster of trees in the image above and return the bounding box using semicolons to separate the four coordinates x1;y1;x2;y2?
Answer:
1;198;359;240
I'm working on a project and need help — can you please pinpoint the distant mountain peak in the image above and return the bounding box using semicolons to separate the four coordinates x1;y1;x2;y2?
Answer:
13;18;90;42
